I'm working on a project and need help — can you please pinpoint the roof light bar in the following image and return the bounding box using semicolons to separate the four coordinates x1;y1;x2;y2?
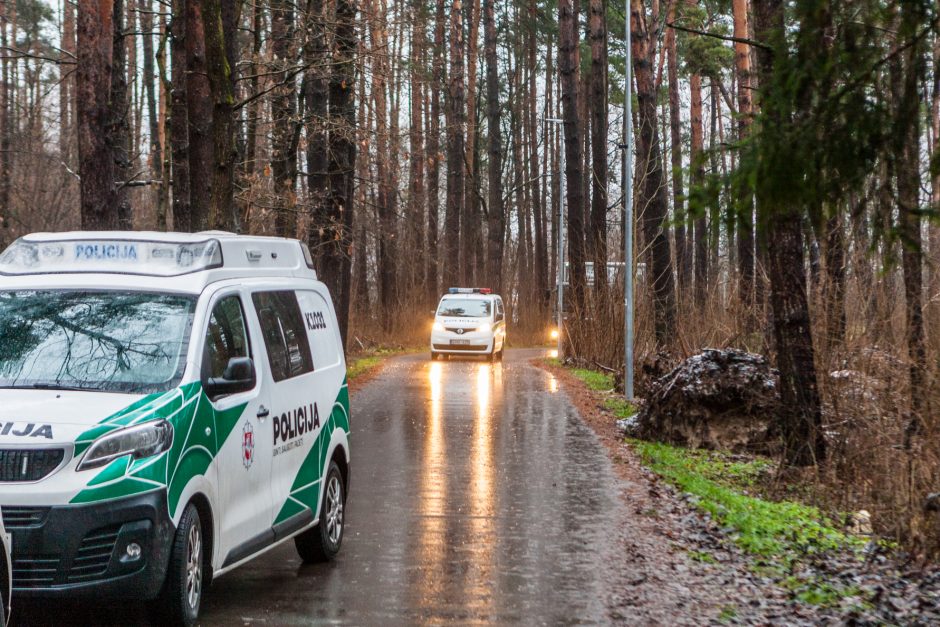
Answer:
0;237;223;277
447;287;493;295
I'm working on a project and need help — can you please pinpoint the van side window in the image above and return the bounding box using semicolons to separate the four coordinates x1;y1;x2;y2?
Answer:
252;291;314;382
495;299;504;321
203;296;250;380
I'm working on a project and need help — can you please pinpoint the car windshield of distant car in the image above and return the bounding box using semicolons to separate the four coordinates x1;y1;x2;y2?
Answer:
437;298;491;318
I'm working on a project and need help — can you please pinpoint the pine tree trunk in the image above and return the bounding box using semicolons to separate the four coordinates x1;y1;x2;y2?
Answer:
201;0;239;231
559;0;587;315
666;1;689;294
752;0;824;467
305;0;330;265
77;0;120;229
426;0;445;304
483;0;505;292
732;0;755;307
186;0;213;231
632;0;676;343
60;0;75;164
111;0;132;228
690;69;706;308
140;0;163;224
589;0;608;299
169;0;191;231
528;0;547;307
327;0;357;345
462;0;480;284
443;0;465;289
0;5;12;243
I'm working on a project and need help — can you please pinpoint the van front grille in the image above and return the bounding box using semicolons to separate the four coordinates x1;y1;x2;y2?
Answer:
12;555;60;587
2;506;50;529
68;525;121;582
0;448;65;482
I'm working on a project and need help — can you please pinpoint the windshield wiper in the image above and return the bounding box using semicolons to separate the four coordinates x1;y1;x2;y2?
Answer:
29;383;93;392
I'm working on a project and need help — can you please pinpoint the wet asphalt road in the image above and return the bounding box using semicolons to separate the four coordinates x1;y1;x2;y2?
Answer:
15;349;628;625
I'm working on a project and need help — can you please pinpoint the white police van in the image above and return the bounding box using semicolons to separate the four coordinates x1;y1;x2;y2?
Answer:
430;288;506;361
0;232;350;625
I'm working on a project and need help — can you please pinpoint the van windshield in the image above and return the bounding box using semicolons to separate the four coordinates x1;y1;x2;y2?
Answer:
0;290;196;394
437;298;491;318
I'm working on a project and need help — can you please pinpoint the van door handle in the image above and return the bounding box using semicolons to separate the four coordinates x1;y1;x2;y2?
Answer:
257;406;270;420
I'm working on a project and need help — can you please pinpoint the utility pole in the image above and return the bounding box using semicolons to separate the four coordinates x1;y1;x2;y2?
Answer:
545;117;566;358
623;1;634;398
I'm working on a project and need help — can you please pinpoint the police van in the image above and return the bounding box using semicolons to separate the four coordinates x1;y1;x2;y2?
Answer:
430;288;506;361
0;232;350;625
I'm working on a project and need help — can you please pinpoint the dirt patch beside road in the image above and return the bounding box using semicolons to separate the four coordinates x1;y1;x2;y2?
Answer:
534;359;819;624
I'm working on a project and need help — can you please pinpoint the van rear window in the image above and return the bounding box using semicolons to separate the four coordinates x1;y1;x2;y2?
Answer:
251;291;314;382
0;290;195;393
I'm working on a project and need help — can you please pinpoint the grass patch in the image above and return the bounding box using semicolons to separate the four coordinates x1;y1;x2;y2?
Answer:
544;358;614;391
604;397;635;419
347;356;383;380
631;440;860;561
687;549;717;564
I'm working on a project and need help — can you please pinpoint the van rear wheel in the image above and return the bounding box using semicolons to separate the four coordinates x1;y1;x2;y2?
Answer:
295;461;345;563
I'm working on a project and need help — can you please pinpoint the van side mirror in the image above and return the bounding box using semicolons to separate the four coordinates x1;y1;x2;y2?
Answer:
205;357;256;399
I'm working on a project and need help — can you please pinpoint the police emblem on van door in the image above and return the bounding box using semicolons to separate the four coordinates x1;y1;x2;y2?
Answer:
242;421;255;469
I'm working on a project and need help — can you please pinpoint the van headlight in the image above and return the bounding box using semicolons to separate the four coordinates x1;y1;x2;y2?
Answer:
432;321;445;332
478;322;492;333
78;420;173;471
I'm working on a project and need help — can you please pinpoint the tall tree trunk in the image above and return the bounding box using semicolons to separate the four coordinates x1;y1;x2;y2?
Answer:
462;0;480;284
733;0;755;307
0;4;12;243
186;0;213;230
407;0;426;292
60;0;76;163
305;0;329;249
666;1;689;294
270;0;298;236
170;0;191;231
897;3;927;434
245;1;263;178
327;0;357;346
752;0;824;466
201;0;240;231
368;0;397;326
443;0;465;288
483;0;505;293
589;0;608;298
528;0;547;307
110;0;132;228
426;0;445;304
77;0;120;229
690;68;706;308
632;0;676;343
559;0;587;316
141;0;164;224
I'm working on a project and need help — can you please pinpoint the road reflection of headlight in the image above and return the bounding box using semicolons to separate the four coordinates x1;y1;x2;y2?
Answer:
548;349;558;359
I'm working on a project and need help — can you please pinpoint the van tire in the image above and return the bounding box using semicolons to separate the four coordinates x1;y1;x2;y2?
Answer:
295;461;345;563
160;503;204;627
430;351;438;361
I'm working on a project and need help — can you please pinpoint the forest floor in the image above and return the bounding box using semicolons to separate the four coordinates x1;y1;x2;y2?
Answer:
536;359;940;625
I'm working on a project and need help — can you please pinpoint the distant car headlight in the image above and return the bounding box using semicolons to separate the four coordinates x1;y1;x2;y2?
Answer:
432;321;445;332
478;322;492;333
550;328;560;340
78;420;173;471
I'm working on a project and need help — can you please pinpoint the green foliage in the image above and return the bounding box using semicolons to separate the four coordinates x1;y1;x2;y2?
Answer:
630;440;861;559
604;396;635;418
347;356;384;380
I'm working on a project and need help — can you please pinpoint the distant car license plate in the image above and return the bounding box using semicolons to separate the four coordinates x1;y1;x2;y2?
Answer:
450;339;471;345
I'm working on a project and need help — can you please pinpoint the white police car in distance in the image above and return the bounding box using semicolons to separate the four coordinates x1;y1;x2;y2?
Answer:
0;232;350;626
430;288;507;361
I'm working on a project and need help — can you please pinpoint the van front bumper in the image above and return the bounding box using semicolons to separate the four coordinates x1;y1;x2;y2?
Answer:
6;488;174;599
430;331;495;354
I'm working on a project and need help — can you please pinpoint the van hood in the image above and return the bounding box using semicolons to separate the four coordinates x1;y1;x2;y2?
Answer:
0;389;146;445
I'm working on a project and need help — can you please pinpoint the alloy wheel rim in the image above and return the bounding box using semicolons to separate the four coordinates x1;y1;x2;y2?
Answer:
186;521;203;610
325;475;343;544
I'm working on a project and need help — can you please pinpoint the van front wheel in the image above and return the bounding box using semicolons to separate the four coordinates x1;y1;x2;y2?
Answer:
160;503;203;626
295;461;345;563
